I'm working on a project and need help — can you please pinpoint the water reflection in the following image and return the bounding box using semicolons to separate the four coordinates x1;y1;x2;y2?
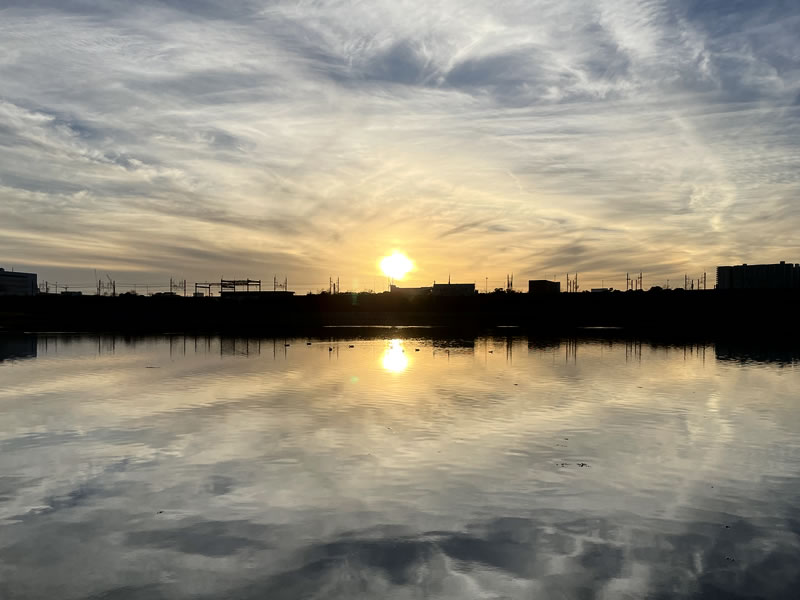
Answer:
0;336;37;363
0;334;798;599
381;339;409;373
715;341;800;365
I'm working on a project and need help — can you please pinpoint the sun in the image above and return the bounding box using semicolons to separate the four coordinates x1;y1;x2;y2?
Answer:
380;252;414;280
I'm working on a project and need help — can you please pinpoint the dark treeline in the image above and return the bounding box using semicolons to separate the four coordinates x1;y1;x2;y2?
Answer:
1;288;798;337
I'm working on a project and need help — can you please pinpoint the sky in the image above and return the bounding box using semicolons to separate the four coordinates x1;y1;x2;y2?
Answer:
1;0;799;293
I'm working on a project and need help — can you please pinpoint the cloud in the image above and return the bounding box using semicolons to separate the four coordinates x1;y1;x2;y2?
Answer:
0;0;798;290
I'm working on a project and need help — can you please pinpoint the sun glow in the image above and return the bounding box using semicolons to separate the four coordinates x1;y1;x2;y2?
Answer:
380;252;414;281
382;339;409;373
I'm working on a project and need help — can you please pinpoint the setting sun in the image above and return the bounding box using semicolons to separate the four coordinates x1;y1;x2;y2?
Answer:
380;252;414;280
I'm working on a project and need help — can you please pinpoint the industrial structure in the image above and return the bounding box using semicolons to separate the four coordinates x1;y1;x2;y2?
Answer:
0;268;37;296
389;282;477;296
432;283;476;296
389;285;432;296
528;280;560;295
716;262;800;290
7;262;799;299
194;278;262;297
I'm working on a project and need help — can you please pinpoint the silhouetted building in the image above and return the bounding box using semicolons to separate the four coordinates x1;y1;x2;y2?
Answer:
716;262;800;290
528;280;560;295
389;285;432;296
432;283;476;296
0;268;37;296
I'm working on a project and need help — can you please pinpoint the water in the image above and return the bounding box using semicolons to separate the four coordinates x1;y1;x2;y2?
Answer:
1;333;799;599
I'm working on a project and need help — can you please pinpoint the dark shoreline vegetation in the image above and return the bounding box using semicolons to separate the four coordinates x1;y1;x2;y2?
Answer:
1;288;798;338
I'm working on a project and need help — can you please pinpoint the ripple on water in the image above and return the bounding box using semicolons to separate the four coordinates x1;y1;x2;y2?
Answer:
0;334;798;598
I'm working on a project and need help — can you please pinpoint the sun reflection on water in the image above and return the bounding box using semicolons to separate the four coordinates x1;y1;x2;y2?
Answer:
381;339;409;373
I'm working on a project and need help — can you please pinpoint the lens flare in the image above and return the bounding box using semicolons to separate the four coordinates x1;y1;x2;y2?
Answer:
380;252;414;280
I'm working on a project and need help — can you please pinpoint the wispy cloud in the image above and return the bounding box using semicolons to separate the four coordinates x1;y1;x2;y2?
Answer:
1;0;798;290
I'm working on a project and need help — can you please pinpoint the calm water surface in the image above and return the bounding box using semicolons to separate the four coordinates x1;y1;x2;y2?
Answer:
1;333;799;599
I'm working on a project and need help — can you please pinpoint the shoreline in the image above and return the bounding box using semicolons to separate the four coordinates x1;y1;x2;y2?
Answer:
1;288;798;338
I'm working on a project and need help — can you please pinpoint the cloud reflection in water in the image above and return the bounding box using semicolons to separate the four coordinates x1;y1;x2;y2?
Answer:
0;334;798;599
